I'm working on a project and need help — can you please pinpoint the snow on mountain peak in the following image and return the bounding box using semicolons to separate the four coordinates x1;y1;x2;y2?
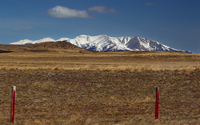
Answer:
78;35;88;37
9;35;192;53
10;39;33;45
33;37;55;44
57;37;70;41
10;37;55;45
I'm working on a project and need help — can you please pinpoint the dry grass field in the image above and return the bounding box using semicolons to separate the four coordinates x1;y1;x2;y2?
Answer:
0;42;200;124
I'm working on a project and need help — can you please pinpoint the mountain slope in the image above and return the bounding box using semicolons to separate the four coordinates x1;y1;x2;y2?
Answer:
10;35;192;53
2;41;89;53
11;37;56;45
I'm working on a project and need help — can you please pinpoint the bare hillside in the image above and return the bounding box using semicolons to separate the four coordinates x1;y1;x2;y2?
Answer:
0;41;90;53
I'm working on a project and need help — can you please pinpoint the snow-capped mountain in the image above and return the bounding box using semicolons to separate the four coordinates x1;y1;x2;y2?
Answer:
10;35;192;53
69;35;133;51
57;38;70;42
11;37;56;45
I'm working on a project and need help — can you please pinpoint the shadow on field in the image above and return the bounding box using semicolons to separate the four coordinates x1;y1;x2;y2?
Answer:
0;50;13;53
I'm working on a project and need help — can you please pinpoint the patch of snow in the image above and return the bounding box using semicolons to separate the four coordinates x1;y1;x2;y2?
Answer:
10;39;34;45
57;38;70;41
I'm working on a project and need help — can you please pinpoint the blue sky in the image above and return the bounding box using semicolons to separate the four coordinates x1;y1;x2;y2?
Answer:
0;0;200;53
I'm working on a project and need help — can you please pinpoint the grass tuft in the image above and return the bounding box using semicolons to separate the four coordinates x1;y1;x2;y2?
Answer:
53;65;62;70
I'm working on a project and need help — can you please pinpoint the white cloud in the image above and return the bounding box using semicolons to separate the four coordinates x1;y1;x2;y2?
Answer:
13;26;32;30
88;5;116;13
107;9;116;13
47;5;93;18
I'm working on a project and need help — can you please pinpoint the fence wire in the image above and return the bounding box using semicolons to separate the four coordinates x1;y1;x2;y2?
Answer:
0;87;85;124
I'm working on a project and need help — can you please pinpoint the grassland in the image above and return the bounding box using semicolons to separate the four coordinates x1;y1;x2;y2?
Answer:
0;51;200;71
0;42;200;124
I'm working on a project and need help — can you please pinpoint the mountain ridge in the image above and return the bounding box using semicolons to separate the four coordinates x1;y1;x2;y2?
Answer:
10;35;192;53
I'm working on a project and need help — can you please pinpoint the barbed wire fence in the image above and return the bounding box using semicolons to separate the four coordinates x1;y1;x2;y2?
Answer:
0;86;81;124
0;85;160;124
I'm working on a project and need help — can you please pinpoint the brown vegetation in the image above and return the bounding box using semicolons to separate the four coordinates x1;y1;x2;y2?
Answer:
0;69;200;124
0;41;88;53
0;42;200;124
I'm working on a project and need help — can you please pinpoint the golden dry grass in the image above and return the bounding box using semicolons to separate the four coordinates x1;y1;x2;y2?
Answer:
0;50;200;124
0;69;200;124
0;51;199;71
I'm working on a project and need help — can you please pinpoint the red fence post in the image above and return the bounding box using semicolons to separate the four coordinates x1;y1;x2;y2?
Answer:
155;87;159;119
11;86;16;123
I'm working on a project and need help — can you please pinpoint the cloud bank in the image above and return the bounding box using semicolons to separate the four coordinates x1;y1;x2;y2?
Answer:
47;5;116;18
47;5;93;18
13;26;32;30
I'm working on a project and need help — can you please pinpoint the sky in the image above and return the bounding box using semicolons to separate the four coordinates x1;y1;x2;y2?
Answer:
0;0;200;53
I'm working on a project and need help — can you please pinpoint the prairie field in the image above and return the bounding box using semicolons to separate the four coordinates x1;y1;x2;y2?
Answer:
0;42;200;124
0;50;200;71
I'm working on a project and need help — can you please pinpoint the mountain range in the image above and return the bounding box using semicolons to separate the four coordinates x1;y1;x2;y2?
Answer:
10;35;192;53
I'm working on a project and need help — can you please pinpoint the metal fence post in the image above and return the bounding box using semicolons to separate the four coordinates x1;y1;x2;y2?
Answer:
155;87;159;119
11;86;16;123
